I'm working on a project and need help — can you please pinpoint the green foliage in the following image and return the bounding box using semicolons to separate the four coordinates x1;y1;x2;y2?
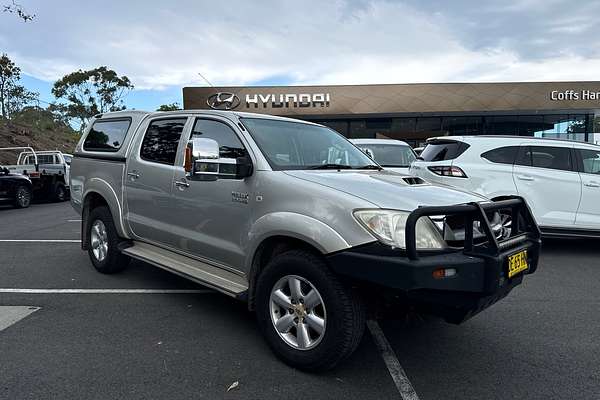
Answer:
11;106;76;134
0;53;38;118
52;66;134;131
156;102;181;111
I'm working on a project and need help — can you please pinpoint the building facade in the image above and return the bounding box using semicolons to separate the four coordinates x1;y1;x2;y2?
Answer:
183;82;600;147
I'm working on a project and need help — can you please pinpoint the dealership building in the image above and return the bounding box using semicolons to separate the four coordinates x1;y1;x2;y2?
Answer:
183;81;600;147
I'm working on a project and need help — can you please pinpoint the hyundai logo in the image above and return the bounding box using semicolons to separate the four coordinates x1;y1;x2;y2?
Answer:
206;92;241;110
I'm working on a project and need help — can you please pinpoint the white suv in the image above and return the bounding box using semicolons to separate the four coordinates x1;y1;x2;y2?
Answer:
410;136;600;236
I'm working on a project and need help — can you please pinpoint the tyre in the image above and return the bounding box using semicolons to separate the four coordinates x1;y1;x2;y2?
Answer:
13;185;32;208
255;249;365;371
87;206;130;274
52;182;68;202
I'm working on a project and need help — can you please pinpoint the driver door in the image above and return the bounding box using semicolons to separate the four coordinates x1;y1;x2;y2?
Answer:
168;116;255;271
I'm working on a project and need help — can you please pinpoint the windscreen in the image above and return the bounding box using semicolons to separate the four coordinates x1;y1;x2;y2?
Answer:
359;144;416;167
241;118;377;171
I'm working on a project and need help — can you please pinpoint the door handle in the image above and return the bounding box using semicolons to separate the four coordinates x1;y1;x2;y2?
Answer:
584;181;600;188
174;180;190;188
516;175;534;181
127;171;140;179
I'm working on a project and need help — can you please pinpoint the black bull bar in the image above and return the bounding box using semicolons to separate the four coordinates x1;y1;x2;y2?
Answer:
404;196;542;262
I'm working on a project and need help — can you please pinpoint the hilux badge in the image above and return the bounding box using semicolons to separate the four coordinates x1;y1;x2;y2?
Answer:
232;191;249;204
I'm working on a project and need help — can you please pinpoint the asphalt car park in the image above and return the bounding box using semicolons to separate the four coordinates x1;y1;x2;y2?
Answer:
1;202;599;400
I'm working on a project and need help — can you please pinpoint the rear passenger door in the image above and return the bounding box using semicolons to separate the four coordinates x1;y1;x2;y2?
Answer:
574;147;600;228
513;144;581;227
124;117;190;243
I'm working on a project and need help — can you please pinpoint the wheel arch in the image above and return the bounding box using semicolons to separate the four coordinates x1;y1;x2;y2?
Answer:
247;235;333;311
81;184;128;249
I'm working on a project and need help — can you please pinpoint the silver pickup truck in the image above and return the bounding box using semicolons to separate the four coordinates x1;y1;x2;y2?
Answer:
70;110;541;371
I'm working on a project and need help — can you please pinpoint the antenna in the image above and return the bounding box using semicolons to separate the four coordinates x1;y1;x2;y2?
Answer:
197;72;215;87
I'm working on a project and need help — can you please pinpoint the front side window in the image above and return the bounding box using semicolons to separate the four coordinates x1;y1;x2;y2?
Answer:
241;118;376;170
191;119;247;159
140;118;187;165
359;144;416;167
578;148;600;175
84;119;131;152
420;140;470;162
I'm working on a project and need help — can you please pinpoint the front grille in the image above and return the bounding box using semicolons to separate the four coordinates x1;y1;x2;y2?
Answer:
437;212;505;247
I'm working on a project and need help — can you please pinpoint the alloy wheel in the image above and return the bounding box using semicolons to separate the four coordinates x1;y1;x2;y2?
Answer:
17;187;31;207
90;220;109;262
269;275;326;350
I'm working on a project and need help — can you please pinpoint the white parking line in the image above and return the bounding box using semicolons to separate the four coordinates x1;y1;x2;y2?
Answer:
67;219;81;222
0;306;40;332
0;239;81;243
0;288;214;294
367;320;421;400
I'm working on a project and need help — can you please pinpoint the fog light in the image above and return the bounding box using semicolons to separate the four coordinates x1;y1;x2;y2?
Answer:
432;268;457;279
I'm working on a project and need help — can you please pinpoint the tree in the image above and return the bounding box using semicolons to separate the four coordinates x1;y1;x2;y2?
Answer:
156;102;181;111
52;66;134;130
0;53;38;118
6;84;38;115
3;1;35;22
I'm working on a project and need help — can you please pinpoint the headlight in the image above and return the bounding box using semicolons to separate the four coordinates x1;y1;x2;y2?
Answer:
353;209;446;249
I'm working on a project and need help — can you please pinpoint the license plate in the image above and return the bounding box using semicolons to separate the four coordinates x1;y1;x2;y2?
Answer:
507;250;528;278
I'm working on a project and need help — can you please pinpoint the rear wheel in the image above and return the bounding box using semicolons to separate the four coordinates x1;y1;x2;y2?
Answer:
13;185;32;208
87;206;129;274
256;250;365;371
53;182;67;202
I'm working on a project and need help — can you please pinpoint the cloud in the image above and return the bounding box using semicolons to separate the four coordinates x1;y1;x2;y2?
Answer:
1;0;599;91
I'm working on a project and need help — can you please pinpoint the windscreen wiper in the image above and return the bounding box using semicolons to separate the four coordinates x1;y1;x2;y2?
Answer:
309;164;353;170
355;164;382;170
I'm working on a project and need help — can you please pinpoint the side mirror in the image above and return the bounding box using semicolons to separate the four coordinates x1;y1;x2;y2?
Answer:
184;138;253;179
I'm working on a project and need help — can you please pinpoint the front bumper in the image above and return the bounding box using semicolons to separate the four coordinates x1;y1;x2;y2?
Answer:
328;197;541;324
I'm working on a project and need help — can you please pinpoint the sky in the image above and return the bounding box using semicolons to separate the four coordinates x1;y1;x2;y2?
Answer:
2;0;600;111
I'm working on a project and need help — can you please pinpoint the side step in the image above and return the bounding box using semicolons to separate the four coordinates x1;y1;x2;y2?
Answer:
122;242;248;298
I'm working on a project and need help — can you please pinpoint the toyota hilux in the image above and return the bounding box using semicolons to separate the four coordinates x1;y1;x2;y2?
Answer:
70;110;541;371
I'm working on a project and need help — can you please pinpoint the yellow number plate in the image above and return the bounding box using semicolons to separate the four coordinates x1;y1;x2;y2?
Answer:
508;250;528;278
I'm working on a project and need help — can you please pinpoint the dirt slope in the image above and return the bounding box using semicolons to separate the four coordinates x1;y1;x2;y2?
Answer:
0;119;79;165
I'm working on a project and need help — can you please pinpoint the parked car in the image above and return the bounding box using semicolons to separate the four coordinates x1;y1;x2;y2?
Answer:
1;147;72;202
349;139;417;174
70;111;541;371
413;146;425;156
0;166;33;208
410;135;600;236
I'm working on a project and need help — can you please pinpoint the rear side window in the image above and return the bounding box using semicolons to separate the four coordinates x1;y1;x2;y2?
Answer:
516;145;573;171
140;118;187;165
84;119;131;152
481;146;519;164
420;140;470;162
577;148;600;174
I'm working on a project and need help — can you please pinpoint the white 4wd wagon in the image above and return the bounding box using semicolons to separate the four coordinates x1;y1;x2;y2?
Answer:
410;136;600;236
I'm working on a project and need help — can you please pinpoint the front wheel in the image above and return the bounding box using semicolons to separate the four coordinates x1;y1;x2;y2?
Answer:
87;206;129;274
256;250;365;371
